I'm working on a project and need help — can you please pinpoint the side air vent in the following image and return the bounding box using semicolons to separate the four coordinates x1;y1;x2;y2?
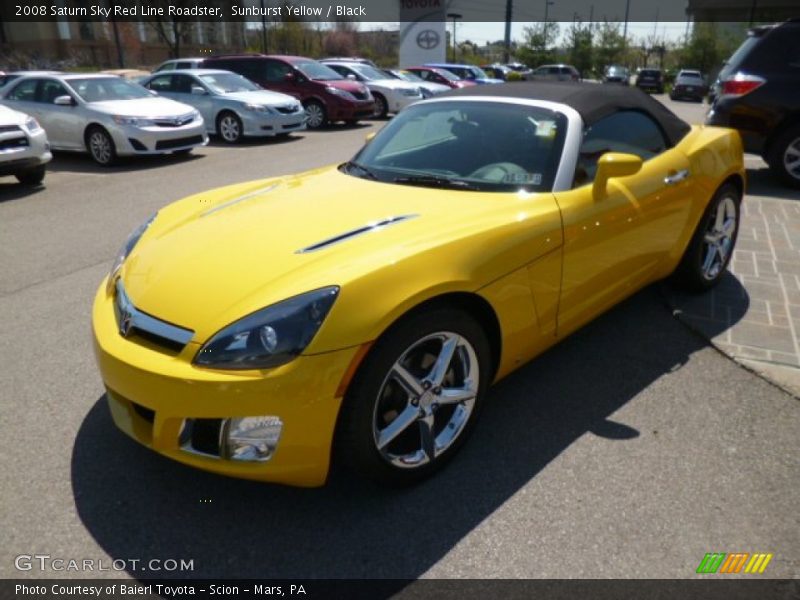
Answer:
295;214;419;254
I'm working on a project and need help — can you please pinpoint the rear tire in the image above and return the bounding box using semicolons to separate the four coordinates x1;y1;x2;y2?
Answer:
337;307;491;486
15;164;46;185
767;124;800;189
673;183;741;292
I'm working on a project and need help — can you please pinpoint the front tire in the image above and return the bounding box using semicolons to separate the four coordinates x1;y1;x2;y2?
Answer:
372;93;388;119
337;308;491;486
15;164;46;185
767;124;800;189
86;126;116;166
673;182;741;291
217;111;243;143
303;100;327;129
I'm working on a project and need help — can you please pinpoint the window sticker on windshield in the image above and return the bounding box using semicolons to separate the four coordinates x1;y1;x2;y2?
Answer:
536;121;557;138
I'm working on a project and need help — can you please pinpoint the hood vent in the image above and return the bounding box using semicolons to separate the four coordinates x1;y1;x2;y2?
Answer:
200;183;280;217
295;214;419;254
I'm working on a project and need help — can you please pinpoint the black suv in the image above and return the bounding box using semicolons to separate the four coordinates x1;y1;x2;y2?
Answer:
706;19;800;187
635;69;664;94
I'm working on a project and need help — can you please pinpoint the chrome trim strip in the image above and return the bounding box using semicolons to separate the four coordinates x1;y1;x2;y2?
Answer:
114;280;194;346
200;183;279;217
295;214;419;254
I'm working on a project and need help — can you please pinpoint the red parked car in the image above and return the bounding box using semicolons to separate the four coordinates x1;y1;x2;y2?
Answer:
403;66;478;89
203;54;376;129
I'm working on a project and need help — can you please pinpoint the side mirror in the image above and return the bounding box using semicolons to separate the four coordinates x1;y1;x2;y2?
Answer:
54;95;74;106
346;73;357;81
148;89;158;96
191;85;207;95
365;131;377;144
284;72;296;82
593;152;642;197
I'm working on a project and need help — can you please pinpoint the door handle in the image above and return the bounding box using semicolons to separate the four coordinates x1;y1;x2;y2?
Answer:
664;169;690;185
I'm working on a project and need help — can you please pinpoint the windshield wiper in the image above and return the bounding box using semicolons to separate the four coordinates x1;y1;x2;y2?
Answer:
341;161;378;180
393;175;478;190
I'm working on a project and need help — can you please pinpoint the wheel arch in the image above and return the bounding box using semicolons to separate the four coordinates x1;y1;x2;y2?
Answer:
83;122;111;149
763;111;800;163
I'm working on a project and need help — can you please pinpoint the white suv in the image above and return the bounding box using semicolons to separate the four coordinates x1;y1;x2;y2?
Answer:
0;104;51;185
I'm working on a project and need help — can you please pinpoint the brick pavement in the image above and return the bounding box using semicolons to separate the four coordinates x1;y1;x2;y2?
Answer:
665;165;800;398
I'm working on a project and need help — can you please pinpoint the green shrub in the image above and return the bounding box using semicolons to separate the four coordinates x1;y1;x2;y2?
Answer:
507;71;524;82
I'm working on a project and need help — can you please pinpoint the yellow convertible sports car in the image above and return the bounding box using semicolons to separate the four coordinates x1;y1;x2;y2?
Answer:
93;83;744;487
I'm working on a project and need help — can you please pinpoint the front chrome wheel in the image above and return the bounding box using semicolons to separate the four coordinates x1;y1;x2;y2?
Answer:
304;102;325;129
218;113;242;143
372;332;479;469
88;129;114;165
782;136;800;183
701;194;737;281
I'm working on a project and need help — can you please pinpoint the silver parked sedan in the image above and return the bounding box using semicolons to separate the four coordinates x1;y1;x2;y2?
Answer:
141;69;306;143
0;73;208;165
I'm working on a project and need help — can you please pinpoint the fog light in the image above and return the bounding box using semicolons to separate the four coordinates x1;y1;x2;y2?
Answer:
223;416;283;462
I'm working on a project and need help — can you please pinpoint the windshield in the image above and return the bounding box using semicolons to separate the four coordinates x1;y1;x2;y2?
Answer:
199;72;260;93
468;66;489;79
294;61;343;81
351;65;392;81
345;101;567;192
68;77;151;102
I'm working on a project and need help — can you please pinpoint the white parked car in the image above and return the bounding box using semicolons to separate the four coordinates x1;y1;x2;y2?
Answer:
1;73;208;165
321;61;424;118
152;58;206;73
141;69;306;143
0;104;51;185
384;69;450;98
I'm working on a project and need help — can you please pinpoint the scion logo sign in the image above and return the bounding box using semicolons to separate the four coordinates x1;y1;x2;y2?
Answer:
416;30;440;50
696;552;774;574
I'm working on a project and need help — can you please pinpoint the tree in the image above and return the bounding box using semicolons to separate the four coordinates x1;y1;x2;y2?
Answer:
517;22;560;68
146;0;196;58
567;20;593;78
593;21;626;74
677;22;720;74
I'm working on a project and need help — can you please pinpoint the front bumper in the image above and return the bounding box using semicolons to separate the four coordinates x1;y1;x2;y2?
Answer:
91;280;359;487
110;119;209;156
240;110;307;137
326;97;376;122
388;91;423;114
0;127;51;176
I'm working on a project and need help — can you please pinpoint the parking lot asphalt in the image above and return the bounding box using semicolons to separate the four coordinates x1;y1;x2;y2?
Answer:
1;102;798;580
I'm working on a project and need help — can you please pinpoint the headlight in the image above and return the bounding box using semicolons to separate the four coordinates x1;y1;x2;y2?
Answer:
244;103;273;113
107;212;157;294
325;86;356;101
23;116;42;133
112;115;154;127
194;286;339;370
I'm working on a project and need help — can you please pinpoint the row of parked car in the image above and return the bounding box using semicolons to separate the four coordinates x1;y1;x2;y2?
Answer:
0;55;526;183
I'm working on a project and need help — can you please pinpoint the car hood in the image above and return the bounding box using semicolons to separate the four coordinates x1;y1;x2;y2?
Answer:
220;89;299;106
315;79;365;94
121;167;559;341
88;96;195;117
418;82;450;93
0;103;27;125
367;79;419;91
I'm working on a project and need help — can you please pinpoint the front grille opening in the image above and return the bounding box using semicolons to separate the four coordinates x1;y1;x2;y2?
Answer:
155;135;203;151
131;327;185;354
184;418;223;456
131;402;155;423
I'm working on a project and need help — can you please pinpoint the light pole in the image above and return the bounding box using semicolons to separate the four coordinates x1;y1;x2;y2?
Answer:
447;13;462;63
543;0;555;50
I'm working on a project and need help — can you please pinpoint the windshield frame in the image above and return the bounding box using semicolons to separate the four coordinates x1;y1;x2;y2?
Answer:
344;97;580;193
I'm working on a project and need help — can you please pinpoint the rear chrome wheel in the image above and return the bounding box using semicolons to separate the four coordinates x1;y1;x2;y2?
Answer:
304;101;326;129
338;308;491;486
674;182;741;291
701;195;737;281
767;124;800;189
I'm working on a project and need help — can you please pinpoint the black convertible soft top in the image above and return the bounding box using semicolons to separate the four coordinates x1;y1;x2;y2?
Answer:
440;82;692;147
